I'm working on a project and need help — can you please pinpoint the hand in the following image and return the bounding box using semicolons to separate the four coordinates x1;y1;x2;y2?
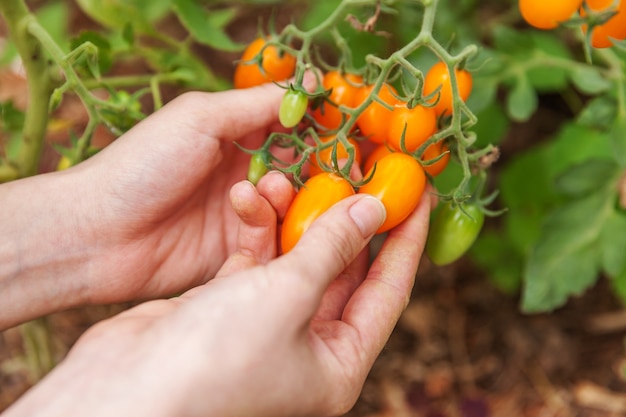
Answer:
3;178;431;417
0;82;299;328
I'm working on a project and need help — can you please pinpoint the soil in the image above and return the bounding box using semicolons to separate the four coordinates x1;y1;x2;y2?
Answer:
1;2;626;416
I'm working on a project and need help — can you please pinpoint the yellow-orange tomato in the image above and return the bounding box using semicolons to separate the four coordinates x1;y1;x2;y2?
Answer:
423;62;473;116
281;173;355;253
387;103;438;153
519;0;583;29
309;135;362;176
356;83;400;144
358;153;426;234
581;0;626;48
233;38;296;89
311;71;363;132
421;141;451;177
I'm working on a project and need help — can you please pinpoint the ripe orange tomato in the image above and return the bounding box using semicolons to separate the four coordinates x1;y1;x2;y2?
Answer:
421;141;450;177
518;0;583;29
356;83;400;144
387;103;438;153
281;173;355;253
423;62;473;116
233;38;296;89
358;153;426;234
311;71;363;132
581;0;626;48
309;135;362;177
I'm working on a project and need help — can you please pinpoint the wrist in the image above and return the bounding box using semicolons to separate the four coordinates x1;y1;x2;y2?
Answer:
0;170;95;329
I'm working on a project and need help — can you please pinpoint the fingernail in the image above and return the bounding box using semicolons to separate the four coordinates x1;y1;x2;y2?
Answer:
349;196;386;238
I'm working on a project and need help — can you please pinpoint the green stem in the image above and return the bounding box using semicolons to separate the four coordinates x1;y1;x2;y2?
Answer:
83;72;186;90
0;0;55;180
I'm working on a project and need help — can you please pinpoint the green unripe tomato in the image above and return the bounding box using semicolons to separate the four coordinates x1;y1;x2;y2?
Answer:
426;201;485;266
247;153;268;185
279;89;308;128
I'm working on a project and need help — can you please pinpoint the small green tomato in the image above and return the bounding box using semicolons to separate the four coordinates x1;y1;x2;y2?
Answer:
426;202;485;266
279;89;308;128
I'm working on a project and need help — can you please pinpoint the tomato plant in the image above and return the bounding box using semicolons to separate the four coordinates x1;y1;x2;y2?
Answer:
311;71;363;132
233;37;296;89
387;103;438;152
356;83;399;144
426;201;485;266
518;0;583;30
279;88;309;128
423;61;473;117
581;0;626;48
281;172;355;253
308;135;362;176
358;153;426;234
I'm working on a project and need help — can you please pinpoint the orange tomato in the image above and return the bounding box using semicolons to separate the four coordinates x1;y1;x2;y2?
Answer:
423;62;473;116
281;173;355;253
309;135;362;177
356;83;400;144
311;71;363;132
387;103;438;153
421;141;450;177
519;0;583;29
233;38;296;89
581;0;626;48
358;153;426;234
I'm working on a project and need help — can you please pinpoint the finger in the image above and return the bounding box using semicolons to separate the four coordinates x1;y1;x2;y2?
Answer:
255;170;296;221
216;181;277;277
267;194;386;318
340;192;431;366
313;247;369;321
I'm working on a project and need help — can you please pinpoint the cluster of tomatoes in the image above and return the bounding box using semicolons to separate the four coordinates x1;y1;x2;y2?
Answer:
519;0;626;48
233;37;482;264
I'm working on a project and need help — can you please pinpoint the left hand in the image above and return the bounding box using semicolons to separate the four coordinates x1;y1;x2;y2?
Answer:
4;178;431;417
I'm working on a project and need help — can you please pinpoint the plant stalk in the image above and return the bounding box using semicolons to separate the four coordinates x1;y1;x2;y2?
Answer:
0;0;55;180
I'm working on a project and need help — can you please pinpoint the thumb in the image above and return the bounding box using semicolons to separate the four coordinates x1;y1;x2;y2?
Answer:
268;194;386;315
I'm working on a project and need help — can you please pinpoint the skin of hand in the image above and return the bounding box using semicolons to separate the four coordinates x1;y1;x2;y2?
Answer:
3;174;432;417
0;82;304;329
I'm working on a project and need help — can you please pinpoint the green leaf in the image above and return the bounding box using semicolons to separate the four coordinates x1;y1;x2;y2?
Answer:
546;122;613;176
507;77;538;122
555;159;620;197
499;146;556;254
171;0;243;52
609;267;626;306
571;66;612;94
492;25;534;56
577;96;618;130
470;231;523;294
610;114;626;167
600;210;626;278
75;0;171;32
521;190;613;313
471;101;510;147
526;33;571;92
